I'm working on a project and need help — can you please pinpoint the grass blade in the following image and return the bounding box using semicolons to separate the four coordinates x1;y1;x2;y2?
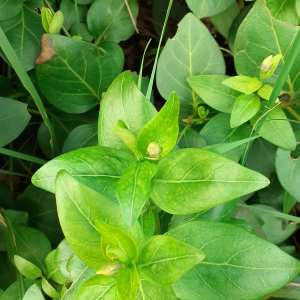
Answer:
0;148;47;165
0;26;55;157
74;0;81;36
138;39;152;90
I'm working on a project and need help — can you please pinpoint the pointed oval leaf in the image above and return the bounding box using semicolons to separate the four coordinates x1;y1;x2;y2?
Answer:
36;34;119;113
230;94;261;128
116;161;157;228
151;148;269;214
32;146;135;201
95;220;138;264
75;275;117;300
98;71;157;151
55;171;143;270
222;75;253;93
42;277;60;299
54;239;73;281
23;284;45;300
166;220;300;300
45;250;66;284
187;75;241;113
138;235;205;285
258;84;273;100
14;255;42;279
136;92;179;159
156;13;225;110
116;264;138;300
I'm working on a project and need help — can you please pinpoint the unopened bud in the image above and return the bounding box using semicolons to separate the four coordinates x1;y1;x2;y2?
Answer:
96;263;122;276
147;142;162;158
261;55;273;71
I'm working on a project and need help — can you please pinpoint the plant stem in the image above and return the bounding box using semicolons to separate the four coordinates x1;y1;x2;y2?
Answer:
9;143;14;197
28;108;41;115
240;0;245;9
150;199;161;235
285;106;300;122
124;0;139;33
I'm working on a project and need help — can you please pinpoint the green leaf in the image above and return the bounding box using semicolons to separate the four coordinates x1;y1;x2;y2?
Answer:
186;0;236;18
187;75;241;113
136;92;179;159
230;94;261;128
36;34;120;114
266;0;299;25
156;13;225;110
87;0;138;44
62;124;98;154
45;250;66;284
54;239;73;281
138;209;155;238
135;279;177;300
15;185;63;245
98;71;157;151
0;75;14;97
138;235;204;285
151;148;269;214
0;252;17;290
177;127;207;149
116;161;157;228
55;171;143;269
0;0;45;72
276;130;300;200
100;41;125;73
258;84;273;100
32;146;135;201
0;98;31;147
297;0;300;18
23;284;45;300
0;278;37;300
234;0;300;94
70;23;94;43
227;218;254;232
42;277;60;299
251;102;296;150
166;220;300;300
75;275;117;300
116;264;138;300
14;255;42;279
0;0;23;21
210;2;239;38
60;0;87;30
112;124;138;155
49;11;64;34
284;191;297;214
223;75;257;94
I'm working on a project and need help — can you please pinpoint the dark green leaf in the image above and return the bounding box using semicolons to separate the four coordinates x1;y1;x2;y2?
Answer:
14;255;42;279
32;146;135;201
87;0;138;44
138;235;204;285
0;0;23;21
0;98;31;147
36;34;120;113
0;76;14;97
0;181;13;209
151;148;269;214
60;0;87;30
98;71;157;151
116;161;157;228
100;41;125;73
166;220;300;300
0;279;37;300
70;23;94;43
0;252;17;290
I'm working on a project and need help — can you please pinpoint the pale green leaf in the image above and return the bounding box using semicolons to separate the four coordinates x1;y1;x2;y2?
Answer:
116;264;138;300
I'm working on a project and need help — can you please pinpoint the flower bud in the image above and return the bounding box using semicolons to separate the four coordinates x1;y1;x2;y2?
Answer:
260;55;273;71
147;142;162;158
96;263;122;276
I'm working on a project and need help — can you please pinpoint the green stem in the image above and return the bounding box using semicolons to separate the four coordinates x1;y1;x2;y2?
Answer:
285;106;300;122
28;108;41;115
9;143;13;197
43;0;71;37
240;0;245;9
9;92;27;99
74;0;81;36
150;199;161;235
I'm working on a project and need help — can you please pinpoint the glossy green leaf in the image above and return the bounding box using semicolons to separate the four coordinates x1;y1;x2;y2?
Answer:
201;113;251;161
116;161;157;228
266;0;299;25
251;102;296;150
62;124;98;154
276;130;300;200
15;185;63;245
136;92;179;159
252;204;297;244
156;13;225;110
187;75;241;113
116;264;138;300
234;0;300;94
0;0;23;21
60;0;87;30
186;0;236;18
14;255;42;279
166;220;300;300
23;284;45;300
75;275;117;300
138;235;204;285
98;71;157;151
55;171;143;269
135;279;177;300
32;146;135;201
258;84;273;100
42;277;60;299
70;23;94;43
0;98;31;147
210;2;239;38
87;0;138;44
45;250;66;284
151;148;269;214
54;239;73;281
0;0;45;71
230;94;260;128
36;34;119;114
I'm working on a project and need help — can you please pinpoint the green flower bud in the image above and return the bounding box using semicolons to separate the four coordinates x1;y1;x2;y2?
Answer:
147;142;162;158
41;8;64;34
198;106;209;120
41;8;53;33
96;263;122;276
260;55;273;71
